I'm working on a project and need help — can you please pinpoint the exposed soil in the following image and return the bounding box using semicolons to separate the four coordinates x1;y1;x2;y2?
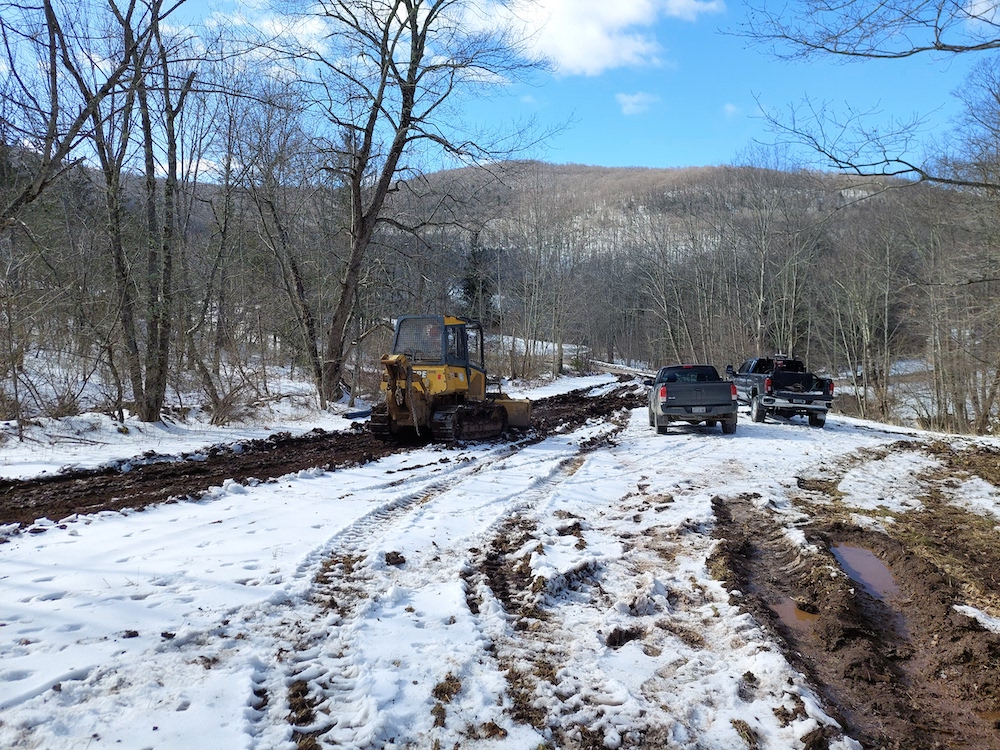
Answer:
710;441;1000;749
6;385;1000;749
0;379;644;532
0;426;395;531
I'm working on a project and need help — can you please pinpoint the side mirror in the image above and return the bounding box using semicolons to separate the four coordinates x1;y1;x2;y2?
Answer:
725;365;735;377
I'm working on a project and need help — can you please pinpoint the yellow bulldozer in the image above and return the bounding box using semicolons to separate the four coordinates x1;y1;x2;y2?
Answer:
370;315;531;441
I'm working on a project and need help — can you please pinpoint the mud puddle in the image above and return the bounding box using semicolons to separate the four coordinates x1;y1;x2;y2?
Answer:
831;544;901;601
772;597;820;633
711;494;1000;749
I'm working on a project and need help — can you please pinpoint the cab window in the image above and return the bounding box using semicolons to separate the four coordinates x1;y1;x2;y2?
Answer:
465;326;485;370
445;325;467;366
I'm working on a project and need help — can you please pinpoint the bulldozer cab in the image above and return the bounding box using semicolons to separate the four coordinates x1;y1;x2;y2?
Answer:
373;314;530;440
390;315;487;398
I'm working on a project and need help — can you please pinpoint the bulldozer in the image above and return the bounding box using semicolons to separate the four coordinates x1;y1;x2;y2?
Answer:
370;315;531;441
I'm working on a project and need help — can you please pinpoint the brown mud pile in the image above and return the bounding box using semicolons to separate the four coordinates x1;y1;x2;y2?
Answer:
0;427;395;531
0;380;643;532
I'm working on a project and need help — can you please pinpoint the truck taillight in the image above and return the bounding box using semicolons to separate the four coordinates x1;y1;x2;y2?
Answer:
764;377;772;394
731;383;737;400
829;381;835;397
659;385;667;399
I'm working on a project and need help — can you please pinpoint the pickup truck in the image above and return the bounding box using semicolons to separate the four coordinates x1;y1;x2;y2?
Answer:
727;356;834;427
647;364;738;434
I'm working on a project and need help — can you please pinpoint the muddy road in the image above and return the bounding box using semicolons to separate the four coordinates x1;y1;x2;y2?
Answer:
3;382;1000;749
0;384;641;531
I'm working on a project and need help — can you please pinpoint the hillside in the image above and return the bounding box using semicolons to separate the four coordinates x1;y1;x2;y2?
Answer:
4;154;996;436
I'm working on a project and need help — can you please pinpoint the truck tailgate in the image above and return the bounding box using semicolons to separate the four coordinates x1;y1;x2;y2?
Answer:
658;382;734;407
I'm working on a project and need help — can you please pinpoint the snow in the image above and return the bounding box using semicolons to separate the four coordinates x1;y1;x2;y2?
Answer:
0;375;997;749
941;476;1000;522
504;372;618;400
0;391;360;481
837;451;938;513
954;605;1000;633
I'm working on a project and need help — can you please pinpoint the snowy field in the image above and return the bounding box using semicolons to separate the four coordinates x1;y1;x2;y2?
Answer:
1;374;997;749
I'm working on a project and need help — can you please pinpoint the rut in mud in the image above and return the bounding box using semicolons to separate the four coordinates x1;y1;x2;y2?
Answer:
710;440;1000;750
0;380;643;532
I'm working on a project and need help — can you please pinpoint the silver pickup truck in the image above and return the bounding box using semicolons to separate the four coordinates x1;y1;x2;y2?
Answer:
647;364;738;434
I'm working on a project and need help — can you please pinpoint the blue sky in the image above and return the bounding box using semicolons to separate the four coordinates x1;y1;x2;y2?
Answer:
187;0;978;171
465;0;978;170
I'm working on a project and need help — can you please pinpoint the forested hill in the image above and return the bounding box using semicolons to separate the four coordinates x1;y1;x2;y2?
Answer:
362;159;996;435
386;159;995;429
4;153;998;434
414;160;875;216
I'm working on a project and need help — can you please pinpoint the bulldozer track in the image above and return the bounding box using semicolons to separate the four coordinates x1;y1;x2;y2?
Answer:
0;380;644;534
430;402;509;441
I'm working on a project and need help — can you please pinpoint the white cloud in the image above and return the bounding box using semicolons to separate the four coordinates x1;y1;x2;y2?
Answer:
616;92;660;115
723;102;741;118
966;0;998;24
498;0;726;76
663;0;726;22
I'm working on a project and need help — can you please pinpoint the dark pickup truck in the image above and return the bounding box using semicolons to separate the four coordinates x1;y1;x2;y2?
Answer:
647;364;738;434
727;356;834;427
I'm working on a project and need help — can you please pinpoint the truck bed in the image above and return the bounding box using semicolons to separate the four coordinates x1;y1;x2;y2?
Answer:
729;356;834;427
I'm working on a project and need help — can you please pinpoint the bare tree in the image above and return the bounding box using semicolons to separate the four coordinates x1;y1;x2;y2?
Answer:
819;195;908;420
743;0;1000;187
231;78;334;404
281;0;545;403
1;0;201;424
0;0;161;227
743;3;1000;432
745;0;1000;60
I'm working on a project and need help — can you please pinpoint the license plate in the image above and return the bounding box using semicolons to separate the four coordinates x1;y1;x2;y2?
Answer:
692;406;706;414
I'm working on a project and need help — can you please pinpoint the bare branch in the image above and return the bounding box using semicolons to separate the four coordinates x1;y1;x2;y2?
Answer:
743;0;1000;60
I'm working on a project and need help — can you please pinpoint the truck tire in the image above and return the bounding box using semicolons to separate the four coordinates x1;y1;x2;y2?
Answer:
808;412;826;428
721;418;737;434
750;396;765;423
656;422;669;435
649;408;654;426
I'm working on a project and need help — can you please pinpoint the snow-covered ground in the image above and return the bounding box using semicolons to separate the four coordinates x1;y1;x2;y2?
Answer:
0;374;997;749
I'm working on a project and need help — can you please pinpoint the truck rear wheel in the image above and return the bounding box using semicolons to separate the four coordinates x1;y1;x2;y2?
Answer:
808;412;826;428
721;418;737;434
750;396;765;423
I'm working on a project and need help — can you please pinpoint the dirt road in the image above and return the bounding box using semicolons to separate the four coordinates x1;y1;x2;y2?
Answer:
712;440;1000;749
3;382;1000;749
0;385;638;530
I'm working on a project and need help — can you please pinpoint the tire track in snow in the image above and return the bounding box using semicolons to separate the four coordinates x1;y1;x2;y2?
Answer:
245;419;628;749
461;411;857;749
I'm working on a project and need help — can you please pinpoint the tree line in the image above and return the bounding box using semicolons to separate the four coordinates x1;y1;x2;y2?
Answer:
2;0;999;435
0;0;543;429
393;160;1000;434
